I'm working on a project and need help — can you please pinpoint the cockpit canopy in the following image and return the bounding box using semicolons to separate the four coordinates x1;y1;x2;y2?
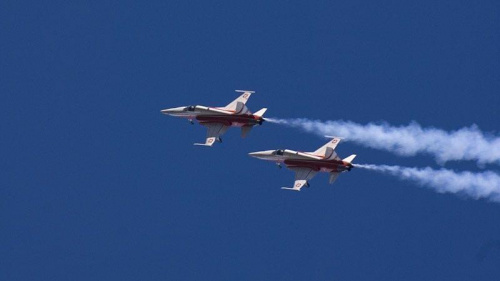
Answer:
273;149;285;156
185;105;196;111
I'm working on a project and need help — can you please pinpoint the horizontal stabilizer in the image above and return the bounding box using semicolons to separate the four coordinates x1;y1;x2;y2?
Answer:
253;108;267;117
241;126;252;138
329;172;340;184
342;154;357;163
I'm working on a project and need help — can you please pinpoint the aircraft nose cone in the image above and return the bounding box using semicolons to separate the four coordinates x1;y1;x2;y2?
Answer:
161;107;184;115
248;152;261;157
248;150;274;159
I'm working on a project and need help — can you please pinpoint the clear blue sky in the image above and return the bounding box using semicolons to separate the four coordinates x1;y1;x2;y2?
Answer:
2;1;500;280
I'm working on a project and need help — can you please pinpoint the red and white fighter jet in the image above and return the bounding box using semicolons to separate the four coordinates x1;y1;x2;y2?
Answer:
161;90;267;146
249;137;356;191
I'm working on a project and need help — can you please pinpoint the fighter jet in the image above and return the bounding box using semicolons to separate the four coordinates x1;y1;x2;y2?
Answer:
248;137;356;191
161;90;267;146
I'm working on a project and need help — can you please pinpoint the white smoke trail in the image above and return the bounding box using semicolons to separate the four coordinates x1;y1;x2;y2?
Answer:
269;118;500;165
354;164;500;202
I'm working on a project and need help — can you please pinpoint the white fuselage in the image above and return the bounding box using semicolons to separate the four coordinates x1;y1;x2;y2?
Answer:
249;149;352;173
161;105;263;127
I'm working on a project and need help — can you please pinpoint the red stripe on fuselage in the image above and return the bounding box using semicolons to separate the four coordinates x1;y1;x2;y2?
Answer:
284;159;349;172
196;114;260;126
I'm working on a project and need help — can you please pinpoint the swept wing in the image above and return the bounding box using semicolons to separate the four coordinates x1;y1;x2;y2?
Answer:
194;123;229;146
281;167;318;191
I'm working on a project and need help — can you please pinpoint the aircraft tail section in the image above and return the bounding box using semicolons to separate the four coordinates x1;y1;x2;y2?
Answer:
241;126;252;138
223;90;254;112
329;172;340;184
313;137;342;159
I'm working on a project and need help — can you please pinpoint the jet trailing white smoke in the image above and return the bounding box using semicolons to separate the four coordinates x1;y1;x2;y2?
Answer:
354;164;500;202
268;118;500;165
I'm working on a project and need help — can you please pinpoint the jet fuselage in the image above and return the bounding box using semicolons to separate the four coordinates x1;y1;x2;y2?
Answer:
161;105;264;127
249;149;353;173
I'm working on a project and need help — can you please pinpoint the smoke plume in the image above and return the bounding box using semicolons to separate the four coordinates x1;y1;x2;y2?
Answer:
354;164;500;202
267;118;500;165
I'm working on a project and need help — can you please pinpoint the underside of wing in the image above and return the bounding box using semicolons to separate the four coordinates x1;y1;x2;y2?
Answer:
281;167;318;191
292;167;318;182
194;123;229;146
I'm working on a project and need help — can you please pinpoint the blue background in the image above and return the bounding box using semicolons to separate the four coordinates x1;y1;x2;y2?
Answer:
2;1;500;280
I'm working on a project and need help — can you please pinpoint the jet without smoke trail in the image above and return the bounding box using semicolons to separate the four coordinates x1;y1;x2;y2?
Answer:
268;118;500;165
355;164;500;202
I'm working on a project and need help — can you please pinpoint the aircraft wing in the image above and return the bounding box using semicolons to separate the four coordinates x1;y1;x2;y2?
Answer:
194;123;229;146
281;167;318;191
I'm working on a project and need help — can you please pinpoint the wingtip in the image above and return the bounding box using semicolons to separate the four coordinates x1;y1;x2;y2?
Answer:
281;187;300;191
235;89;255;93
324;135;344;139
193;143;213;147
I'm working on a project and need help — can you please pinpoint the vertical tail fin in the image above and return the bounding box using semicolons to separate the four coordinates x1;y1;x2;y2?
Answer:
224;90;254;111
313;137;342;158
